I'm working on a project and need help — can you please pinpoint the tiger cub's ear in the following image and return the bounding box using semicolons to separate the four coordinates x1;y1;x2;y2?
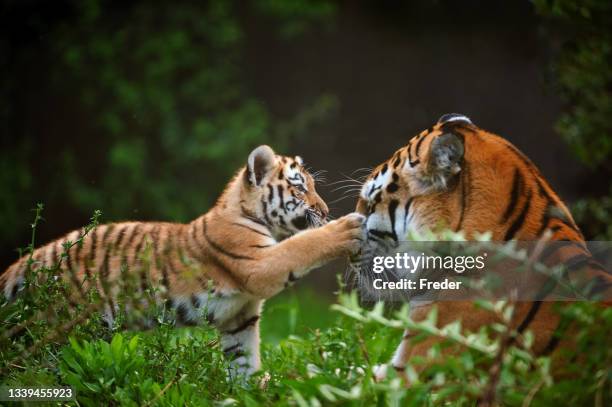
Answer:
247;145;277;186
420;132;464;191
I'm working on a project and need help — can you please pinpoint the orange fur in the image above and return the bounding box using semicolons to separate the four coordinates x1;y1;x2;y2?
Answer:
353;114;611;383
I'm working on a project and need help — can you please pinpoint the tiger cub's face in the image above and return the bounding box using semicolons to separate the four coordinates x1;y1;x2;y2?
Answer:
243;145;329;240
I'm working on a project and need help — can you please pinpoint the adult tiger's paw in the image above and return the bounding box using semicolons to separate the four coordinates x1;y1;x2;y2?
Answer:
328;212;366;255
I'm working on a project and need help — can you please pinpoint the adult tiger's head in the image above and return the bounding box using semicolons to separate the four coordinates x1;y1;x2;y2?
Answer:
354;113;581;272
240;145;329;240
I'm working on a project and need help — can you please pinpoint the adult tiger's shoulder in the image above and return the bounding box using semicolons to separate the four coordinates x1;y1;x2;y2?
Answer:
1;144;365;378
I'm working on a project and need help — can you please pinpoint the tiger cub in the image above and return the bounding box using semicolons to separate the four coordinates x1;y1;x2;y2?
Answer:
1;145;365;378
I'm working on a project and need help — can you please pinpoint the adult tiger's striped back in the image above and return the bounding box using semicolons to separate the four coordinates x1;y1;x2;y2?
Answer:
1;144;366;379
352;114;611;382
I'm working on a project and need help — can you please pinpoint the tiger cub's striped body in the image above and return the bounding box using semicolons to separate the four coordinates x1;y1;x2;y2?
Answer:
1;145;365;378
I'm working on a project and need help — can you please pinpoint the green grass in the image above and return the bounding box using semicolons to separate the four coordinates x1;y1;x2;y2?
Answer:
2;286;610;406
260;288;339;344
1;209;610;405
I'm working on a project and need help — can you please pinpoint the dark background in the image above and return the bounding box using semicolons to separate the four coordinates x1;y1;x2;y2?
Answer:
1;0;609;284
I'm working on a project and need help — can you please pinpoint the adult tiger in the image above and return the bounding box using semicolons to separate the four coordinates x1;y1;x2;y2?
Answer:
351;114;611;382
1;145;365;378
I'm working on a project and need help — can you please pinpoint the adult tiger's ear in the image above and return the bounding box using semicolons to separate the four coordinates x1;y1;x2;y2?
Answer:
246;145;276;186
420;132;464;190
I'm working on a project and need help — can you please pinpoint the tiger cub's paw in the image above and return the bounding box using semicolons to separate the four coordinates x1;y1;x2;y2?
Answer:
328;212;365;255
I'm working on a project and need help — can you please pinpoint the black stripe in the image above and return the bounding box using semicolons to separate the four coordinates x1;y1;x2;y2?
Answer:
85;228;97;279
504;190;532;240
456;162;470;231
225;349;246;360
407;140;419;167
223;344;241;354
113;225;128;254
65;237;86;297
268;184;274;202
176;303;197;326
184;235;204;263
206;248;235;278
133;232;149;293
368;229;396;241
388;199;399;242
118;225;136;279
501;168;522;223
11;281;20;298
541;335;561;355
206;311;215;324
539;240;587;264
191;294;201;308
100;249;111;296
230;222;272;238
415;133;428;157
125;224;142;248
277;185;285;211
517;301;542;333
226;315;260;335
288;271;298;282
393;153;402;169
564;254;591;272
550;215;581;235
241;207;269;227
106;296;117;321
101;224;116;247
133;228;148;258
386;182;399;193
51;241;59;268
151;225;161;268
261;200;272;225
202;219;255;260
534;179;581;238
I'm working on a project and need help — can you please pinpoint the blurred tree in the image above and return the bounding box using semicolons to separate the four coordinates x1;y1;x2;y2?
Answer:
534;0;612;238
0;0;337;255
534;0;611;168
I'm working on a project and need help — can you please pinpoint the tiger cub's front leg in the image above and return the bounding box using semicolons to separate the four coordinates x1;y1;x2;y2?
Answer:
239;213;365;299
219;300;263;380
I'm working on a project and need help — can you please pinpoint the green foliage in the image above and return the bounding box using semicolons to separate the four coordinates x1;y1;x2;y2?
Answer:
534;0;612;240
2;210;609;405
4;288;610;405
0;0;337;249
572;192;612;239
56;0;336;223
254;0;337;39
534;0;612;168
